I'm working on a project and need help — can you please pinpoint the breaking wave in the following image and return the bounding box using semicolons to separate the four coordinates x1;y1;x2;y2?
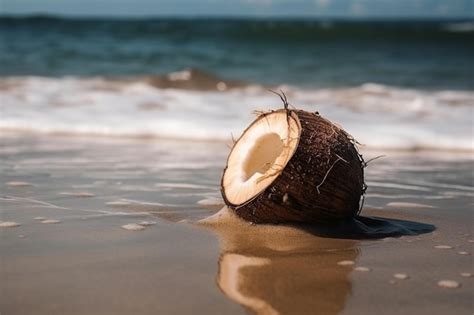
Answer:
1;72;473;151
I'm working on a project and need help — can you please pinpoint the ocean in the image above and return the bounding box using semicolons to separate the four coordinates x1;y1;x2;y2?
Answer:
1;16;473;150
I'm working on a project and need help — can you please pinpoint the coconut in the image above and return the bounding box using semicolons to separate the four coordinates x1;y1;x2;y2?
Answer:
221;98;365;224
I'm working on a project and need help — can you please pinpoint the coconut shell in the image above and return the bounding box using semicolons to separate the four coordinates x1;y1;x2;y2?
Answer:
221;109;365;224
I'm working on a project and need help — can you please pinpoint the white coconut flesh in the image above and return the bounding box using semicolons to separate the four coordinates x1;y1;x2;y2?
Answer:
223;111;301;205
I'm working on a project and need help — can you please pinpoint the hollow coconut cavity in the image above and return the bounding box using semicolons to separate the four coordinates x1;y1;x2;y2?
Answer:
221;109;364;224
224;111;300;205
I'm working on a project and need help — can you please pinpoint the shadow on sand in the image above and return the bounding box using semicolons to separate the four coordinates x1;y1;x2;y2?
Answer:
296;214;435;239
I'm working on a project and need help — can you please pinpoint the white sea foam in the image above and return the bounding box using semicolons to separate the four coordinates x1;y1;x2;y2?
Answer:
1;76;473;151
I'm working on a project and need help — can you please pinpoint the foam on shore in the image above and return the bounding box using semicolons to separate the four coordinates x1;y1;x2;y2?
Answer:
1;76;473;152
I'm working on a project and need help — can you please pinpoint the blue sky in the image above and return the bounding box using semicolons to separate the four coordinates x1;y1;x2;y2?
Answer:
1;0;473;18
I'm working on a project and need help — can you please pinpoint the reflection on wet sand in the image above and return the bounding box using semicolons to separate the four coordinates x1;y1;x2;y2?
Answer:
146;203;435;314
192;206;436;315
199;207;359;315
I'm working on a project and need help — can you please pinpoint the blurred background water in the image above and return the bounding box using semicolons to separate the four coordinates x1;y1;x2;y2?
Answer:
1;17;473;89
0;11;473;150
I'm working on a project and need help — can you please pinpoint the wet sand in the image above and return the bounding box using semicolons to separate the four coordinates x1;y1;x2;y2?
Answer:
1;134;473;315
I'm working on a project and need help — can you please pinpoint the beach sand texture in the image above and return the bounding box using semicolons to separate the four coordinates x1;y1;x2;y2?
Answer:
1;134;472;315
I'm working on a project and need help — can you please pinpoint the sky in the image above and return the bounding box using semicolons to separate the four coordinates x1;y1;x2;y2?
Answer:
1;0;473;18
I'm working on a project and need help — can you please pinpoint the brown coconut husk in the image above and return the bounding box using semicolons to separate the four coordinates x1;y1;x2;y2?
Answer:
221;94;366;224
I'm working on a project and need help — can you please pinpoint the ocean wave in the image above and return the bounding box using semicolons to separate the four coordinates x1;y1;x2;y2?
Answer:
2;17;473;90
443;22;474;33
1;75;473;151
145;68;245;91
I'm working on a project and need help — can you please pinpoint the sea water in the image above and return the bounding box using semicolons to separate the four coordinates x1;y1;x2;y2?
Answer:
1;17;473;150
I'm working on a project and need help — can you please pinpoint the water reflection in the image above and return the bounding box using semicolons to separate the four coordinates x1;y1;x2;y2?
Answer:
197;207;434;315
200;208;359;315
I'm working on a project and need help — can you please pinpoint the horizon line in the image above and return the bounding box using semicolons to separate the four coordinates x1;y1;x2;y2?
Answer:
1;13;473;21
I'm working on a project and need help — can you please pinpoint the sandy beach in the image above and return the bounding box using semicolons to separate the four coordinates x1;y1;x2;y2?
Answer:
1;133;472;314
